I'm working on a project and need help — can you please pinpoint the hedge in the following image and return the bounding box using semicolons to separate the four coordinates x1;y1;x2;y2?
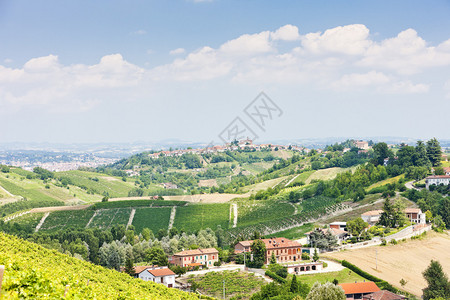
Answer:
341;260;413;297
265;270;287;284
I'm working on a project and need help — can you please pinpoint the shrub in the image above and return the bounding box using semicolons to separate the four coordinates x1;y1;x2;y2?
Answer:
381;239;387;246
390;239;397;245
214;261;221;267
264;270;286;284
301;253;310;260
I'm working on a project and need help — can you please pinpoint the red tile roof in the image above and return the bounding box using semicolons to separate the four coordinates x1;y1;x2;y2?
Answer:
173;248;218;256
426;175;450;179
133;265;158;274
148;268;176;277
237;238;301;250
404;208;421;213
362;290;407;300
339;282;380;294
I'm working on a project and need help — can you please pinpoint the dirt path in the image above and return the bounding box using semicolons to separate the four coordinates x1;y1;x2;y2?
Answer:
326;232;450;296
232;203;238;228
86;210;98;228
127;208;136;229
0;185;14;197
168;206;177;230
35;212;50;232
29;204;91;213
285;174;299;187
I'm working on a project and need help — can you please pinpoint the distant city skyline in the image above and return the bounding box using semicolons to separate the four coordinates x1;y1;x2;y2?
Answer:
1;0;450;143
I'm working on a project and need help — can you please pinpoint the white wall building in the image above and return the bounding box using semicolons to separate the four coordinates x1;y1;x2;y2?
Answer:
134;266;176;288
425;175;450;189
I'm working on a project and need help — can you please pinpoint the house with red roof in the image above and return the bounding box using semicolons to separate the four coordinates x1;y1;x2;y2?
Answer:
425;175;450;189
339;281;380;299
235;237;302;264
170;248;219;268
362;290;408;300
132;266;176;288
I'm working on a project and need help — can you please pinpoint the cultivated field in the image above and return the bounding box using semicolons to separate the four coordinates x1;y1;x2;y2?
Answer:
325;231;450;296
173;203;230;232
132;207;172;233
305;167;349;184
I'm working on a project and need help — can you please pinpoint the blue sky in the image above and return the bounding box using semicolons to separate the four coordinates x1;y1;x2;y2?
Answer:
1;0;450;144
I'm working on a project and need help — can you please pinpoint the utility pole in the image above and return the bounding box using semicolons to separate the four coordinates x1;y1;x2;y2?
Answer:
223;279;225;299
376;249;378;270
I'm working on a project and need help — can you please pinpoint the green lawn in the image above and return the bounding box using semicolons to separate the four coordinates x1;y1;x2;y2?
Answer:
132;207;172;234
366;174;405;191
174;203;230;232
266;223;314;240
88;208;132;229
294;268;365;286
40;210;95;231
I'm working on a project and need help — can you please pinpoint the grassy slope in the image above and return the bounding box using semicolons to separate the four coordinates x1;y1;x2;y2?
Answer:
266;223;314;240
366;174;405;191
294;268;365;286
0;232;200;299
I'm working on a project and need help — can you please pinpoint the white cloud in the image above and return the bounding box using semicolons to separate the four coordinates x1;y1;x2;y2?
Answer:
169;48;186;55
3;58;13;64
359;29;450;74
301;24;372;55
271;25;300;41
220;31;273;55
2;24;450;114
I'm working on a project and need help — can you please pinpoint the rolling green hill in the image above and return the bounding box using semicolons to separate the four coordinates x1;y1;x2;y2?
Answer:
0;232;202;299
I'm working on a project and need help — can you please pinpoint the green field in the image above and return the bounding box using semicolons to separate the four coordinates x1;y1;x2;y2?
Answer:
40;210;95;231
92;199;186;210
132;207;172;233
173;203;230;232
0;175;61;203
88;208;132;229
237;200;295;227
293;268;365;286
266;223;314;240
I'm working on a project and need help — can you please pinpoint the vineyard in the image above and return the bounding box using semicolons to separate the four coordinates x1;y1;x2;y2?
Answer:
87;208;132;229
187;270;265;299
0;232;201;299
237;200;296;227
173;203;231;232
132;207;172;233
39;210;95;231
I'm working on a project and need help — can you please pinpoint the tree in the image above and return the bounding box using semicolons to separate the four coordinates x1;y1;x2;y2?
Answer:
270;252;277;264
312;248;319;262
290;275;299;293
144;247;168;266
372;143;393;166
415;140;431;167
124;254;135;276
379;198;394;228
249;239;266;268
426;138;442;167
347;217;368;239
141;228;153;241
422;260;450;300
306;282;345;300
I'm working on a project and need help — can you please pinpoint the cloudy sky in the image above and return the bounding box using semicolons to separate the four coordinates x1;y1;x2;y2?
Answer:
1;0;449;144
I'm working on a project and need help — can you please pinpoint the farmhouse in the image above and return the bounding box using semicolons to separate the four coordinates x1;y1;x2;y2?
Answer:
132;266;176;288
170;248;219;268
361;210;384;225
425;175;450;189
235;237;302;264
443;167;450;175
362;290;408;300
305;227;349;244
362;208;425;225
354;140;369;150
338;281;380;300
404;208;426;224
329;221;347;231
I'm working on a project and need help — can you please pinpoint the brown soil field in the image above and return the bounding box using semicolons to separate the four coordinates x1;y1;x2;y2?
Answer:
325;231;450;296
198;179;218;187
165;193;246;203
